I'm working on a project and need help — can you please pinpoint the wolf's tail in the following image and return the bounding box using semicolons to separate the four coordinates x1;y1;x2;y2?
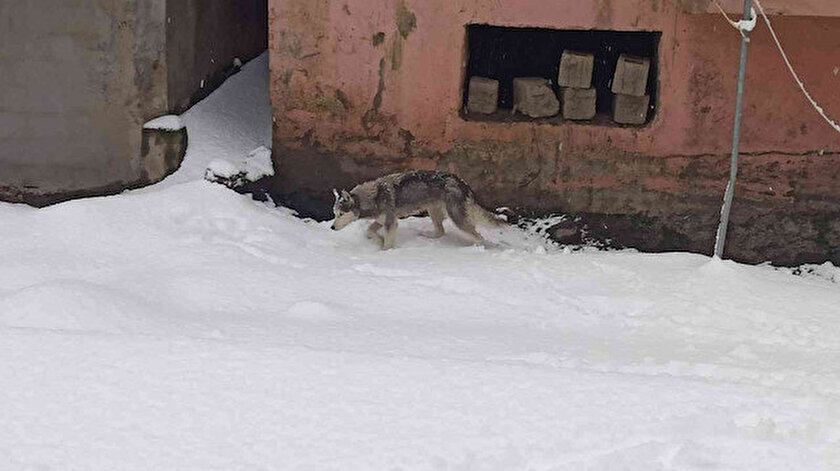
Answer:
467;200;515;227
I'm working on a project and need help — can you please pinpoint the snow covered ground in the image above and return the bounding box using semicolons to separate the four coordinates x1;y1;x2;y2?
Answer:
2;53;840;470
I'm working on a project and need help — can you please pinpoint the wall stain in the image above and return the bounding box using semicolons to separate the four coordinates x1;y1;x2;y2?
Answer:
362;58;386;130
335;89;352;110
391;35;403;70
396;0;416;38
595;0;612;26
280;68;293;85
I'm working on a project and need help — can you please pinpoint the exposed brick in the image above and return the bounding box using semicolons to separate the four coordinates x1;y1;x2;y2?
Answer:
561;87;597;121
513;77;559;118
611;54;651;97
613;93;650;125
557;50;594;89
467;76;499;114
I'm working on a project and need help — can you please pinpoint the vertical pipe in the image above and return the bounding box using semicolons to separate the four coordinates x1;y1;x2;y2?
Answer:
714;0;753;259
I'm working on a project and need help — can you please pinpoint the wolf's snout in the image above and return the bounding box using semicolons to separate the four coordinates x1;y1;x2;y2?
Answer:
330;224;337;231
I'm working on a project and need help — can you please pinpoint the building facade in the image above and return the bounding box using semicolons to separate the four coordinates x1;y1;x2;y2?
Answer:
268;0;840;264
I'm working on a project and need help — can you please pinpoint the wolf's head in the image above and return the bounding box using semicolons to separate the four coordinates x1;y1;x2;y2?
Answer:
331;189;358;230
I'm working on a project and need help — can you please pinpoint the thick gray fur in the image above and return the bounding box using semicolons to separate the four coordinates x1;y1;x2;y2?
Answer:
330;170;506;249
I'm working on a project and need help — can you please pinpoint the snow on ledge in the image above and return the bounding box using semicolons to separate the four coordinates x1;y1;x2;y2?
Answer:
204;146;274;185
143;115;185;131
242;146;273;180
205;159;239;180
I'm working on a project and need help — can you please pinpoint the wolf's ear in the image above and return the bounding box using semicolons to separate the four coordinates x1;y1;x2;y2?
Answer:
332;188;340;200
341;189;352;200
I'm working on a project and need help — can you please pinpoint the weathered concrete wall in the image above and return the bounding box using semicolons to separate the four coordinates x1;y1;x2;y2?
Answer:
268;0;840;265
0;0;267;206
0;0;170;203
167;0;268;113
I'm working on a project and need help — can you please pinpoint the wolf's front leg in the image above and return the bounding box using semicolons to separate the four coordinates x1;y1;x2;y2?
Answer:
366;221;382;239
367;221;384;247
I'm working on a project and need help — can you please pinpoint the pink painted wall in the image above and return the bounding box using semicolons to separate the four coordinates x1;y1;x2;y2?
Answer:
269;0;840;159
268;0;840;263
686;0;840;16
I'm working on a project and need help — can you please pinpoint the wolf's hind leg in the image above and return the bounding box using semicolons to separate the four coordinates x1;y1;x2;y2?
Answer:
382;213;398;249
446;201;485;246
420;206;446;239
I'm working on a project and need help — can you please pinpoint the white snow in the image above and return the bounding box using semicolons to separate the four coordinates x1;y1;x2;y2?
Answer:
2;52;840;470
160;52;271;187
242;145;273;180
142;114;185;131
205;158;240;179
205;146;273;183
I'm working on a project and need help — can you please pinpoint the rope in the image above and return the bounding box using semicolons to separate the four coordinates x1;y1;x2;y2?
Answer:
711;0;756;39
753;0;840;133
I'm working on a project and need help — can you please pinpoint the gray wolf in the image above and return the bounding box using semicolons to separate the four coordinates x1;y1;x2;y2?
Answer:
331;170;507;249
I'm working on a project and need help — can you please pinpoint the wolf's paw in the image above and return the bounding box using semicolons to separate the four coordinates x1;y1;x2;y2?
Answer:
482;240;501;250
418;231;444;239
370;233;385;247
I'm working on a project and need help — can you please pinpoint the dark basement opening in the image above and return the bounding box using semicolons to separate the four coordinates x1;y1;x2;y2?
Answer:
462;25;661;126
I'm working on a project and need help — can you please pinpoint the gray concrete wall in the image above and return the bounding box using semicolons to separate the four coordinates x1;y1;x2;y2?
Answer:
166;0;268;114
0;0;170;204
0;0;267;206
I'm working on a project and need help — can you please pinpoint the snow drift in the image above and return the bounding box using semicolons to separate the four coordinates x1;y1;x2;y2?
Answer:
1;53;839;470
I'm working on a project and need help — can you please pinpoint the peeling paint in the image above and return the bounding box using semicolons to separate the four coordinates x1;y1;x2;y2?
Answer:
372;32;385;46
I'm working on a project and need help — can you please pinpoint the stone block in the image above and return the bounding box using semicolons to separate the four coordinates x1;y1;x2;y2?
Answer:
140;128;188;183
557;50;594;89
467;76;499;114
513;77;559;118
613;94;650;125
561;87;597;120
611;54;651;97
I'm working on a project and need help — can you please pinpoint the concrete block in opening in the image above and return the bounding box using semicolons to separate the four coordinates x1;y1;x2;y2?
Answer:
611;54;651;97
513;77;559;118
463;25;659;125
557;50;594;89
561;87;597;120
467;76;499;114
613;93;650;125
